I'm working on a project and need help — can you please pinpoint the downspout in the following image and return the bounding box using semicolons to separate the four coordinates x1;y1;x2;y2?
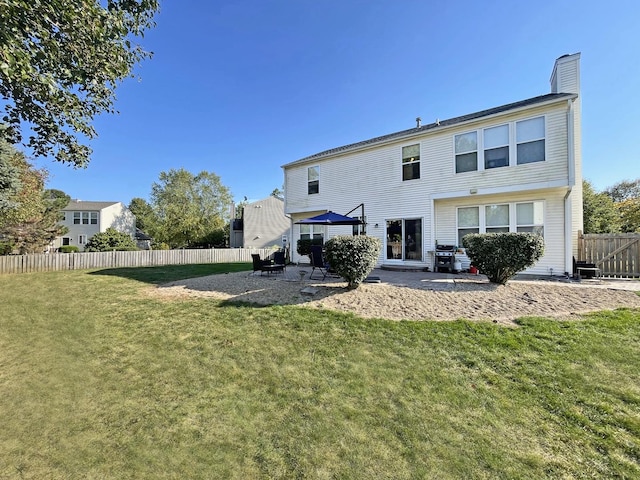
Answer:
564;99;576;275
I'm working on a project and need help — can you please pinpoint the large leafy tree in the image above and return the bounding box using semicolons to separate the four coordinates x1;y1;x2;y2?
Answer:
604;178;640;233
150;168;233;248
0;0;159;167
604;178;640;203
128;196;157;232
0;142;68;253
582;180;621;234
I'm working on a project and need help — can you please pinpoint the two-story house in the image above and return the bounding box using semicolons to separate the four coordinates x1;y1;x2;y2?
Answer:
283;54;582;276
53;200;136;251
240;196;291;249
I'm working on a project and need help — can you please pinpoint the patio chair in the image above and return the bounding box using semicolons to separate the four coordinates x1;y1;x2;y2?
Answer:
309;245;329;280
272;250;287;271
251;253;283;276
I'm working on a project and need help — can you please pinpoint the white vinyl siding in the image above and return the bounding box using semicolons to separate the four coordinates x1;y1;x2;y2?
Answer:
284;102;574;268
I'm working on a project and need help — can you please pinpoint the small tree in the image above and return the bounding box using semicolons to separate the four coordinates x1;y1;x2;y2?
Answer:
324;235;382;289
462;232;544;285
84;228;137;252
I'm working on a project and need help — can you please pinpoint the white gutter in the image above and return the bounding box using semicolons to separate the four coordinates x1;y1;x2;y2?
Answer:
564;98;576;275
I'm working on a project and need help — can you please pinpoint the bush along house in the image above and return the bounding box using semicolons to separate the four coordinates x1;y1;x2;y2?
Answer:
282;54;583;276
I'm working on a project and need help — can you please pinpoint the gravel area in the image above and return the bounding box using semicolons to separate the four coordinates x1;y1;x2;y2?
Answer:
148;266;640;325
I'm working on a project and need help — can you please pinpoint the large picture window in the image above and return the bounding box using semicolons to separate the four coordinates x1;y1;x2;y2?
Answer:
402;144;420;181
73;211;98;225
308;166;319;195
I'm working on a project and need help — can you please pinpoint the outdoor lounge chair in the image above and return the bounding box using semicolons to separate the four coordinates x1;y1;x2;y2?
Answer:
309;245;330;280
251;253;284;276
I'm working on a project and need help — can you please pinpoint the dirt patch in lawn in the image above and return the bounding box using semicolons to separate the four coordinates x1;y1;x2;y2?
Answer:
147;269;640;325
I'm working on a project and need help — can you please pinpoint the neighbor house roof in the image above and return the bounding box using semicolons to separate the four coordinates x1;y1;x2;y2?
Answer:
63;200;120;211
283;92;577;167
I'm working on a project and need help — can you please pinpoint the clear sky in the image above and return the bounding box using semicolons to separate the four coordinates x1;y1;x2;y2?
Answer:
36;0;640;205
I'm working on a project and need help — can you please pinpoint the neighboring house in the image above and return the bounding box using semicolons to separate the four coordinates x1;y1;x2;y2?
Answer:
232;196;291;249
135;228;153;250
52;200;136;251
283;54;583;275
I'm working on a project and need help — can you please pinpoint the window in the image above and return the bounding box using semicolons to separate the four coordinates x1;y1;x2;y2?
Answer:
78;235;87;245
90;212;98;225
352;216;367;236
457;201;544;245
455;116;546;172
402;144;420;181
485;204;509;233
62;237;71;246
457;207;480;245
300;224;324;241
308;166;319;195
73;212;81;224
61;212;66;221
455;132;478;173
516;117;545;164
484;125;509;169
516;202;544;236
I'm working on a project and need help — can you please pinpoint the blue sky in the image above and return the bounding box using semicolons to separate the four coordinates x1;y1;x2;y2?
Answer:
36;0;640;205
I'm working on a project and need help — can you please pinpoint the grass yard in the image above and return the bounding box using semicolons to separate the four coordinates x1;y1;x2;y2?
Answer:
1;264;639;479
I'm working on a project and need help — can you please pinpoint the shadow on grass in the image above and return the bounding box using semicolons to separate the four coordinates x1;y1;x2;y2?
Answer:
88;263;252;285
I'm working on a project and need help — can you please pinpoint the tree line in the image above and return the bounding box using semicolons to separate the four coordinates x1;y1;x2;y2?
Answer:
583;178;640;233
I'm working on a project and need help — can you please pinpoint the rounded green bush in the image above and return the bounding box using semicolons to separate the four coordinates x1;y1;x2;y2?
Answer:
324;235;381;289
59;245;79;253
462;232;545;285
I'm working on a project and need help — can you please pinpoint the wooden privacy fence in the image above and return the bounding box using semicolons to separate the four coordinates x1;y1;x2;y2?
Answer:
577;232;640;278
0;248;274;275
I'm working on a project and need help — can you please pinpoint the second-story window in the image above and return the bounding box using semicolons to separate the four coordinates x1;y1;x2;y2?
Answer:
402;144;420;181
516;117;545;164
455;131;478;173
308;166;319;195
484;124;509;169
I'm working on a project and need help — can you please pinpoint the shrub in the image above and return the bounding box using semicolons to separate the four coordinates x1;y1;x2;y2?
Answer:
151;241;170;250
462;232;545;285
324;235;382;289
59;245;79;253
296;237;324;261
0;241;14;255
84;228;138;252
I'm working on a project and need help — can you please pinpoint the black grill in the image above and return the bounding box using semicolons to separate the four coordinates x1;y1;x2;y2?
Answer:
435;245;456;273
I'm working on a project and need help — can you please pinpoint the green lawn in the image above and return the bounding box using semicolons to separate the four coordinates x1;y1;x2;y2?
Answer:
1;264;639;479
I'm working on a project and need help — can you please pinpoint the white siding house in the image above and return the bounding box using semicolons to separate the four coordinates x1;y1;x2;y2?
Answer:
53;200;136;251
242;196;291;249
282;54;583;275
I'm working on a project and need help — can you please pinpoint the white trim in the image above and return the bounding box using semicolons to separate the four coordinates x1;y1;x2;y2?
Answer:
431;179;569;201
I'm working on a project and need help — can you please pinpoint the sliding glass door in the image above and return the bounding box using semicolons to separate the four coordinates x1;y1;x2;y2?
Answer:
385;218;422;261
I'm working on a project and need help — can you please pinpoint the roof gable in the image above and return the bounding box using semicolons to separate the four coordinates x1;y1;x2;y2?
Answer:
63;200;120;211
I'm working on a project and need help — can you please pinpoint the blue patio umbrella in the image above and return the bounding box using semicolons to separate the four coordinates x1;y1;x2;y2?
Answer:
295;211;363;225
